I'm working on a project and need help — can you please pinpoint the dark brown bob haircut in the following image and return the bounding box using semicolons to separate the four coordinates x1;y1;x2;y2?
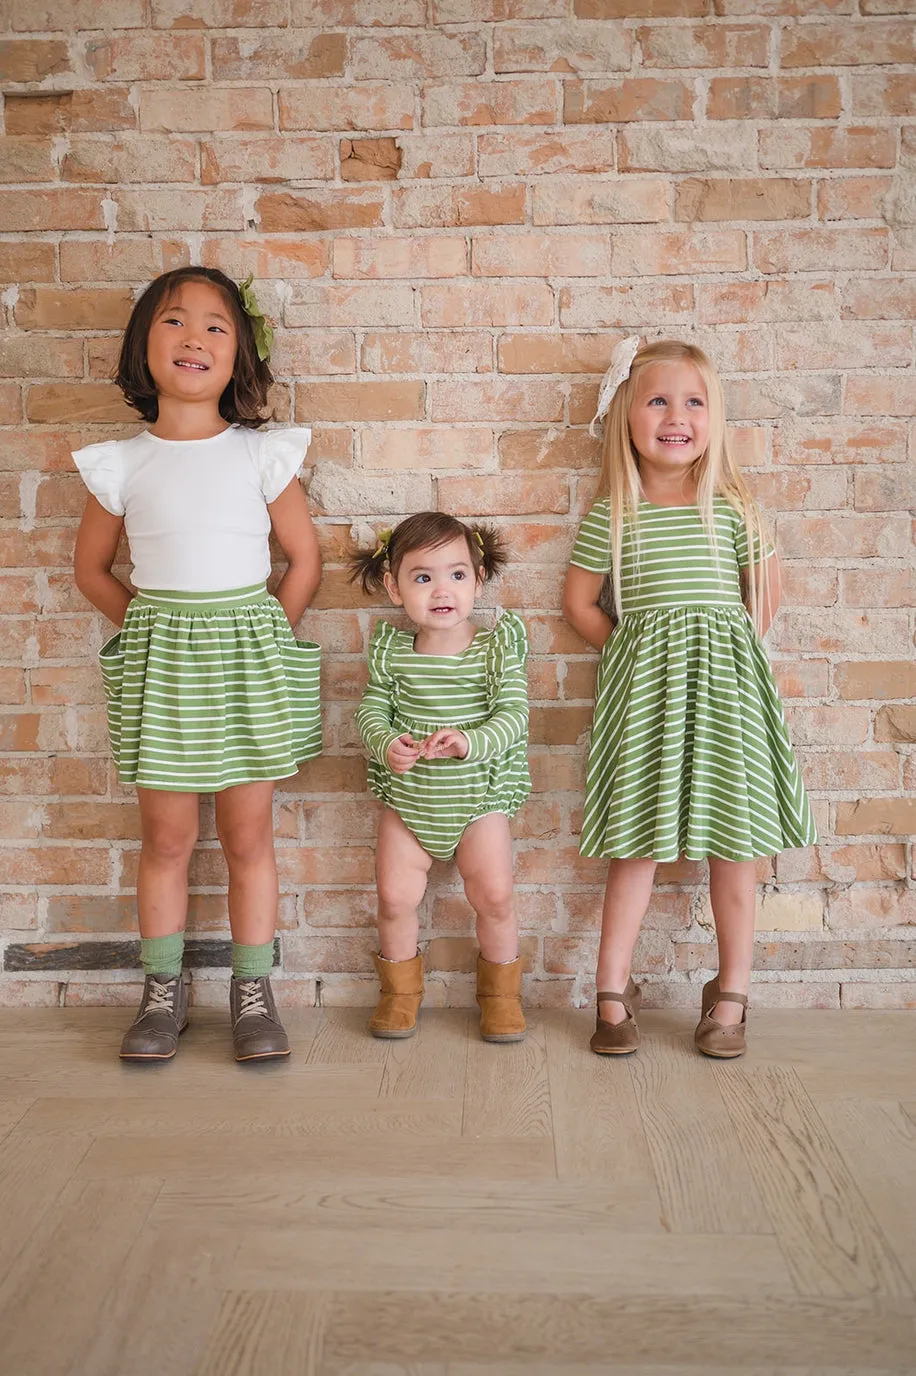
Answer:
350;511;509;596
115;266;273;428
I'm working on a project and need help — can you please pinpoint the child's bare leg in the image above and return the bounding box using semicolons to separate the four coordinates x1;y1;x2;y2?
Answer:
376;807;433;960
455;813;517;962
215;780;278;946
136;787;199;937
707;857;756;1026
596;857;657;1024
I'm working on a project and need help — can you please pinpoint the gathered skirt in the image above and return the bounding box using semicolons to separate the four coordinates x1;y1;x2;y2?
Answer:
580;607;816;863
99;584;321;793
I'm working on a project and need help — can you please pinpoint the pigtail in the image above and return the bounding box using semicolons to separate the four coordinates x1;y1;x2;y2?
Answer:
470;523;508;582
348;529;392;595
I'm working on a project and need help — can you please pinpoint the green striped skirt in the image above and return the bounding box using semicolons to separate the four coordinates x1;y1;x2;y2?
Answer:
99;585;321;793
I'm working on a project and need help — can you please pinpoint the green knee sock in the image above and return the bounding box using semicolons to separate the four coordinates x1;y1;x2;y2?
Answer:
232;941;274;980
140;932;185;978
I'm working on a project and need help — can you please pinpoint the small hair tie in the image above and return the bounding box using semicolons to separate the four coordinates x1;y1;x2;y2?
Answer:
473;530;485;553
238;274;274;363
373;527;393;560
589;335;641;438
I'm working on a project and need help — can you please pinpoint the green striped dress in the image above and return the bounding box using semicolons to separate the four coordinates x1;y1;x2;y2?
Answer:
356;612;530;861
571;497;816;863
99;586;321;793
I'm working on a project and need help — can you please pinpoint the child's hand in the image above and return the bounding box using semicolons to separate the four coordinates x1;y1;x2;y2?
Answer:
387;734;421;774
421;728;469;760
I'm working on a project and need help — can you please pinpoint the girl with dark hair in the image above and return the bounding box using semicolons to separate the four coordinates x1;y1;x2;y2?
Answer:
350;512;531;1044
72;267;322;1064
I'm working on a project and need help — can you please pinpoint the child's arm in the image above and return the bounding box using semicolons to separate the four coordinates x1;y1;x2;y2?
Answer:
743;551;781;636
356;672;419;774
74;495;132;627
562;565;614;652
268;478;322;627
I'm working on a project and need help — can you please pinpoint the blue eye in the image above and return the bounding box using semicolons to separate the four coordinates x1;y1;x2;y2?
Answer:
687;397;704;407
648;396;666;406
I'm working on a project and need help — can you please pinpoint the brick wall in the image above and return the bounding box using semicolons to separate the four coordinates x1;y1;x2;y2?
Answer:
1;0;914;1011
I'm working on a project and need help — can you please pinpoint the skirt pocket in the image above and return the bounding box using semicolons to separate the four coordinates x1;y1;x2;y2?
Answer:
98;631;126;760
281;637;322;764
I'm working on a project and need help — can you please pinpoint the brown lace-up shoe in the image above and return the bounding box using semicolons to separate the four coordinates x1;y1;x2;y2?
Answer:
589;978;642;1056
229;976;290;1062
119;972;189;1062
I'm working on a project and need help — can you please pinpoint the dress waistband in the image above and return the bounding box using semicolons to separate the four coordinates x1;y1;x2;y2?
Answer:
134;584;269;611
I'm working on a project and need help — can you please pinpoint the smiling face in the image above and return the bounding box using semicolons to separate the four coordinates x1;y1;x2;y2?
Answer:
384;536;481;639
627;360;710;483
145;279;238;408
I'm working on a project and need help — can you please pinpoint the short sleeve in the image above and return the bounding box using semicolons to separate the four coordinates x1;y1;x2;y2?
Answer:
734;509;775;570
71;441;125;517
569;499;613;573
258;426;312;503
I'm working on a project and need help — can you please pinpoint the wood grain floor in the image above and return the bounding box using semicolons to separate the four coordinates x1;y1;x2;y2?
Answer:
0;1005;914;1376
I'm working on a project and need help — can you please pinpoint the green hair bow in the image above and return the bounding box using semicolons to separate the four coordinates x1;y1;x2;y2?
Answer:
238;274;274;363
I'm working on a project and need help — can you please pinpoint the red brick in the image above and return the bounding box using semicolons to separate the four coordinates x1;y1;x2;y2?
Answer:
0;137;57;183
61;136;197;186
15;0;145;22
421;282;554;327
276;847;376;887
271;332;356;378
699;279;836;325
565;77;692;123
0;243;56;285
350;33;486;80
26;384;134;425
494;20;631;72
853;470;916;514
201;136;333;185
0;528;75;569
212;32;345;80
577;0;704;12
771;659;829;700
140;87;273;134
279;84;415;132
778;75;844;119
364;427;494;473
848;72;916;117
499;430;598;473
3;89;135;135
819;176;894;221
620;124;757;173
760;126;896;170
437;474;569;516
422;78;558;127
637;22;769;67
830;888;916;930
392;184;527;229
478;130;616;177
776;609;908;656
773;420;907;466
0;386;21;425
0;846;110;886
676;178;810;222
0;38;72;81
613;229;746;276
474;233;610;277
798;750;900;791
257;190;384;232
400;133;479;181
781;19;915;66
429;379;563;423
495;333;612;376
560;282;693;327
779;322;911;371
360;332;492;374
302;0;426;20
333;237;467;280
706;78;776;121
836;798;916;837
288;283;416;329
842;278;916;320
151;0;287;22
835;661;916;701
433;0;567;16
84;33;205;80
0;336;83;381
875;706;916;744
200;238;328;280
112;189;245;233
15;286;134;329
532;178;668;226
841;984;916;1011
30;667;103;706
754;229;888;273
296;382;424;423
845;376;916;416
0;191;105;233
0;667;27;704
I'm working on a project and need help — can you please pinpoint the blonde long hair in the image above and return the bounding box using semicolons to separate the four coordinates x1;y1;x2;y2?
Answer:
597;340;772;633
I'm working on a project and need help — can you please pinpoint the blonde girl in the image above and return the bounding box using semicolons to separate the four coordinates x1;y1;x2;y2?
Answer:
562;339;815;1058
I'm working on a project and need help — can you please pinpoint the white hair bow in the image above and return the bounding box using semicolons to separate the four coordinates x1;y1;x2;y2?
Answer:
589;335;641;438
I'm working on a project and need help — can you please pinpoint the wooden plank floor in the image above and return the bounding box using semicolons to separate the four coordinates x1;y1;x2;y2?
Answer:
0;1006;914;1376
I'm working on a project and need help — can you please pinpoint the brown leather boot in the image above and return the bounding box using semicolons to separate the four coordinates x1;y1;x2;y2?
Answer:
369;950;423;1039
476;954;526;1043
119;972;189;1062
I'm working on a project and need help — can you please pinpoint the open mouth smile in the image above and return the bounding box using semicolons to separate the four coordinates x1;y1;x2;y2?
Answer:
174;359;209;371
658;435;690;446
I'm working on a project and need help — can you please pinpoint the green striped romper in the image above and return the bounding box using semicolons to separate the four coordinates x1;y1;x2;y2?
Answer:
356;612;531;861
571;497;816;863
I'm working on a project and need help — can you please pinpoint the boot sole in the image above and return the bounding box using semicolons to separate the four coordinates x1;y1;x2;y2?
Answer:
370;1026;417;1039
591;1044;638;1056
235;1046;291;1062
481;1032;526;1043
696;1045;746;1059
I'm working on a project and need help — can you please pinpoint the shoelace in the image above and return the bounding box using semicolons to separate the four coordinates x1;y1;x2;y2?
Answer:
139;978;176;1018
236;980;270;1020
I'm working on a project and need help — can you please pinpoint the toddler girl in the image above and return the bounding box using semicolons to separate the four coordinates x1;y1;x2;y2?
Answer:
350;513;530;1042
73;266;322;1063
562;339;815;1058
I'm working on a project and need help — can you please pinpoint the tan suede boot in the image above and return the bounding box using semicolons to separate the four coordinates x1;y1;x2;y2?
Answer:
369;950;423;1039
476;954;526;1043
